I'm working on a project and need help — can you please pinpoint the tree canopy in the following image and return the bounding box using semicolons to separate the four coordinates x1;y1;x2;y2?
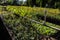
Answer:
0;0;60;8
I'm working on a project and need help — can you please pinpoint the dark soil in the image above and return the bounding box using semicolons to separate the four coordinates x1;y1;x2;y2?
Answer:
52;31;60;40
0;17;12;40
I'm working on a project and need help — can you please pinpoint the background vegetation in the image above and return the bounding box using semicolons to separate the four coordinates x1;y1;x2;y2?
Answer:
0;0;60;8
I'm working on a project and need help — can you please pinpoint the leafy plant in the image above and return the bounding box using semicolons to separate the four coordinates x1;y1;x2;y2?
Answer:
32;23;57;36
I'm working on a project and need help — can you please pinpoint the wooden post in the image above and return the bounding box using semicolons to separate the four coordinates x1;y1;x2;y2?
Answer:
43;4;48;25
43;9;47;25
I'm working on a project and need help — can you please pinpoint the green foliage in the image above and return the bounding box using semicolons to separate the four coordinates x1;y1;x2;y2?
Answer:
3;13;39;40
7;0;13;4
2;6;59;39
27;0;32;6
3;12;57;39
0;0;60;8
6;6;60;22
36;0;42;6
7;6;56;35
32;23;57;36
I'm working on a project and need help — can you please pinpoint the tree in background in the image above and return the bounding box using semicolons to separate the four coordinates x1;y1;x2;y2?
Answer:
0;0;7;5
27;0;32;6
26;0;60;8
36;0;42;7
0;0;60;8
7;0;13;5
